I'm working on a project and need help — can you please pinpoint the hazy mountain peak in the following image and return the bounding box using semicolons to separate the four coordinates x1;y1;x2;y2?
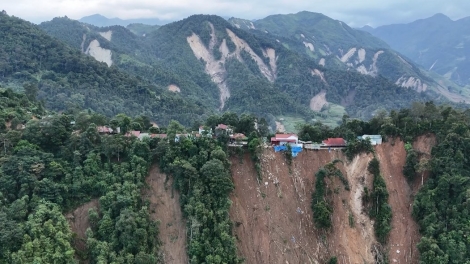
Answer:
429;13;451;21
79;13;164;27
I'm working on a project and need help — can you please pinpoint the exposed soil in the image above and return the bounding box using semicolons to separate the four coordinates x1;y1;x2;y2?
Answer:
86;39;113;67
99;30;112;41
187;31;229;109
230;136;429;263
411;134;436;194
310;90;328;111
375;139;421;264
275;121;286;133
226;28;275;82
229;149;378;264
66;199;99;252
340;48;357;63
143;166;188;264
264;48;277;78
331;153;376;264
370;50;384;76
311;69;327;85
357;48;366;63
303;41;314;52
395;76;428;92
168;84;181;93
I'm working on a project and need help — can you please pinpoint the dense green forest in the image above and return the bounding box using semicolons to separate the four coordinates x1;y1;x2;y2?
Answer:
0;88;164;263
0;87;268;263
2;10;469;263
0;12;211;126
0;82;469;263
36;13;443;126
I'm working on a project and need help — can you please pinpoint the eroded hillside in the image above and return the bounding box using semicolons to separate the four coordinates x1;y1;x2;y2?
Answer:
229;136;432;263
64;136;434;263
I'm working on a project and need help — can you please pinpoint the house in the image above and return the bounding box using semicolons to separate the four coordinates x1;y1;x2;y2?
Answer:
151;134;167;139
215;124;233;136
358;135;382;145
322;138;346;147
271;134;299;145
229;133;248;145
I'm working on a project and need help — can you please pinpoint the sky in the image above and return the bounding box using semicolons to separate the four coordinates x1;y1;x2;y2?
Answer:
2;0;469;27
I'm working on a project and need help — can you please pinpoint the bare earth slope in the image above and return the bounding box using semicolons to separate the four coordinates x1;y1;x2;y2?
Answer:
229;149;378;263
230;137;429;263
376;140;420;263
144;166;188;264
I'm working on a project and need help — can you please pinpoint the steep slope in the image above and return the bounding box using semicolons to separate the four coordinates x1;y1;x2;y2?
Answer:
40;14;442;123
363;13;470;86
376;139;421;263
0;13;209;125
230;139;425;263
142;15;444;120
144;166;188;264
229;11;433;92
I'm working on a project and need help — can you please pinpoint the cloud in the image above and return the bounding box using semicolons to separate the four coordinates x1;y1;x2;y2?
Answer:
2;0;469;26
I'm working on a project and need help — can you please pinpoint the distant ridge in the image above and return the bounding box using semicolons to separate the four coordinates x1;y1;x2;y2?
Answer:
79;13;169;27
362;13;470;86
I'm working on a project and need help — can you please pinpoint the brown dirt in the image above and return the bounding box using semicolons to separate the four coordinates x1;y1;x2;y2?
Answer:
375;140;421;264
229;149;378;264
66;199;99;252
168;84;181;93
275;121;286;133
310;90;328;111
413;134;435;156
331;153;376;264
411;134;436;194
144;166;188;264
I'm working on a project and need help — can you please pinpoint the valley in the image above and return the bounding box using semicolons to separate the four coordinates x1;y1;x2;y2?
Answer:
1;6;470;264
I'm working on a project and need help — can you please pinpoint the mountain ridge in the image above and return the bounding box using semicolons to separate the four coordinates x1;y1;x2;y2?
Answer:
362;13;470;86
79;13;168;27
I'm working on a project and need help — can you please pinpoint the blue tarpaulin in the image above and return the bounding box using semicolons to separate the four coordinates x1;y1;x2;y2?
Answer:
291;146;302;157
274;145;287;152
274;145;302;157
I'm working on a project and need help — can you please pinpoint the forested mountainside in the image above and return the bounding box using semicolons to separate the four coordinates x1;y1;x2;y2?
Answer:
362;13;470;87
0;12;208;126
0;88;165;263
1;85;468;263
228;11;438;92
39;14;441;127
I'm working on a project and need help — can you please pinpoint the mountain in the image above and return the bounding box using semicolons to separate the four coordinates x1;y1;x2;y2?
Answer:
126;23;160;36
39;14;439;127
228;11;434;90
0;12;208;126
79;13;166;27
362;13;470;86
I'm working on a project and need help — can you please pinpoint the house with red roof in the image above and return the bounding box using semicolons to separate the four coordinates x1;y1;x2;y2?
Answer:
271;133;299;145
322;138;346;147
150;134;167;139
215;123;233;136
